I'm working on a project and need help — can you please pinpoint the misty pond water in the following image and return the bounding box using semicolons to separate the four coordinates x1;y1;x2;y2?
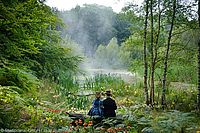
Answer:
85;68;136;83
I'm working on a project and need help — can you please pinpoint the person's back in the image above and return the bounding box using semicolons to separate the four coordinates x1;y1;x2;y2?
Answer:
88;92;103;117
103;90;117;117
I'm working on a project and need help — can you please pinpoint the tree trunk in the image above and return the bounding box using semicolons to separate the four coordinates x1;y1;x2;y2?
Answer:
197;0;200;110
154;0;161;105
161;0;176;109
144;0;149;105
150;0;154;106
198;39;200;110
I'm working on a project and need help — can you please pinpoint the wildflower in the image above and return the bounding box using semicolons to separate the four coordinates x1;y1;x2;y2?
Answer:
47;108;61;113
47;108;52;112
88;123;93;126
46;117;51;121
88;121;93;126
53;109;61;113
47;119;53;125
127;125;131;129
107;128;113;133
83;122;87;127
53;95;60;98
116;127;123;131
75;120;79;125
78;119;83;124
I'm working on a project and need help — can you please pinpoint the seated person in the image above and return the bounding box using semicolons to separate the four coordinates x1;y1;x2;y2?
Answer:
103;90;117;117
87;91;103;117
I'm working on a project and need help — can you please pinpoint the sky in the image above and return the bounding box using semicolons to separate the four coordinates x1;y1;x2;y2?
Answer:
45;0;143;13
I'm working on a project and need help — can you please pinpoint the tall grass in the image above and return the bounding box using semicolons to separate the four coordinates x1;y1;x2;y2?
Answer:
83;74;126;94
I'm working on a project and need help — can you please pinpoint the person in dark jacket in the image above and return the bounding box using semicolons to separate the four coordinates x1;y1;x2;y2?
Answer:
103;90;117;117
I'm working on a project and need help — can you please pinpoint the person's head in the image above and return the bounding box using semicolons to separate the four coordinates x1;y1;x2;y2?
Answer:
95;91;101;99
105;90;112;97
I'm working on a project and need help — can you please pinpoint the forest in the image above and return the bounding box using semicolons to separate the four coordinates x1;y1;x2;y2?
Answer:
0;0;200;132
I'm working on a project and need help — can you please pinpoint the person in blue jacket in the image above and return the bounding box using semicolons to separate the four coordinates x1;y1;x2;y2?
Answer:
88;91;103;117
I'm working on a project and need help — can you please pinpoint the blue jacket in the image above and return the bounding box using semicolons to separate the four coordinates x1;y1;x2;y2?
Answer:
88;98;103;116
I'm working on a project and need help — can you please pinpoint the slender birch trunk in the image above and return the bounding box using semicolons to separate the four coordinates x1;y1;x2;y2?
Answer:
154;0;161;104
150;0;154;105
161;0;176;109
197;0;200;110
144;0;149;105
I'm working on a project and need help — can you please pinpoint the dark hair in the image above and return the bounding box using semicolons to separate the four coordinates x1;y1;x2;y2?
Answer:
95;91;101;98
96;91;101;95
105;90;111;96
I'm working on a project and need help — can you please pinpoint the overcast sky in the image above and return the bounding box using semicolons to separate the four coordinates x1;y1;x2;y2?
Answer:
45;0;143;13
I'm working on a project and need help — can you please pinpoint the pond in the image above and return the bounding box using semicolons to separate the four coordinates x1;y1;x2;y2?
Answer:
79;68;139;83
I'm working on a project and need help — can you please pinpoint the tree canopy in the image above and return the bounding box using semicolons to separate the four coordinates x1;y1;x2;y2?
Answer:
59;4;131;55
0;0;82;91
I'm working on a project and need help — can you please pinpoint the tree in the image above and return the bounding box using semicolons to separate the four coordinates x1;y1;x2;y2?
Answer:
197;0;200;110
153;0;161;105
0;0;81;90
149;0;162;106
113;13;132;44
122;0;198;109
106;38;120;66
95;44;107;68
60;4;116;56
94;37;130;68
143;0;149;105
60;4;132;56
161;0;177;108
149;0;155;105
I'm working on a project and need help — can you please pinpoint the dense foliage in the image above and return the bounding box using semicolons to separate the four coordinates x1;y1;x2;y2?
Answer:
119;0;199;108
120;1;198;84
0;0;81;129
